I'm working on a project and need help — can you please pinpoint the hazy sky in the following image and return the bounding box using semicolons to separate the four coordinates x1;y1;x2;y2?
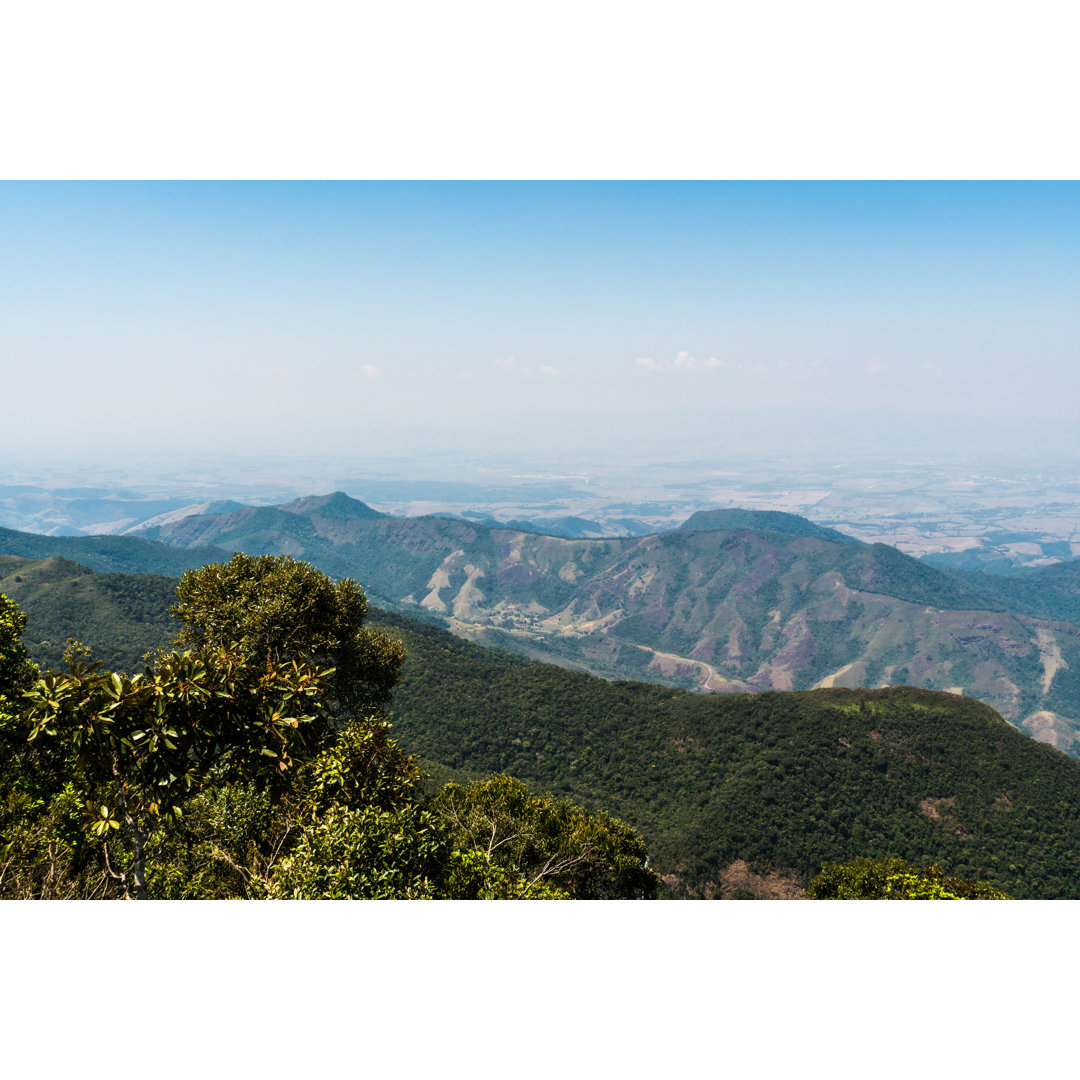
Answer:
2;181;1078;464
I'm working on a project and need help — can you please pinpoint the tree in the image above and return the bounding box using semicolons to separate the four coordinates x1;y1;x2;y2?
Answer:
22;644;333;899
0;592;37;763
268;714;454;898
433;775;660;899
0;593;36;704
0;593;36;772
807;857;1010;899
170;553;405;719
156;556;436;898
0;594;48;895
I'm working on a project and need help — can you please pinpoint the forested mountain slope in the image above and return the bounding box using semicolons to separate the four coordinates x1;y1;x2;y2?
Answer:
9;494;1080;757
373;610;1080;898
0;556;177;672
0;525;232;577
950;559;1080;626
5;555;1080;898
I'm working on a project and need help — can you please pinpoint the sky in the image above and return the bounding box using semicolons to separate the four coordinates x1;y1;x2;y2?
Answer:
2;180;1079;466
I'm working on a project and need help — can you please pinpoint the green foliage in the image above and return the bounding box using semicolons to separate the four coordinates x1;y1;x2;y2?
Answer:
266;715;452;899
171;553;405;717
20;644;333;898
269;803;452;899
147;778;287;899
0;591;39;785
130;715;438;900
4;561;661;900
807;857;1010;899
0;557;177;673
0;595;80;898
432;775;660;899
0;591;37;702
299;715;427;816
0;780;116;899
376;610;1080;899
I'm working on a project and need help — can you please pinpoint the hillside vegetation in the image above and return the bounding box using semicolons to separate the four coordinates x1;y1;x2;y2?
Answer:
5;553;1080;896
376;610;1080;899
0;556;658;901
0;526;233;577
0;556;177;672
130;495;1080;755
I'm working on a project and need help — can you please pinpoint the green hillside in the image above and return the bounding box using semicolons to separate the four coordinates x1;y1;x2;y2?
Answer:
8;556;1080;896
376;611;1080;899
0;556;177;672
951;559;1080;625
0;525;233;577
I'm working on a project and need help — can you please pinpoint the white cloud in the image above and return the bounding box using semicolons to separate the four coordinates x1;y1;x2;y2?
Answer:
865;359;887;374
359;363;378;378
634;351;724;373
538;365;562;377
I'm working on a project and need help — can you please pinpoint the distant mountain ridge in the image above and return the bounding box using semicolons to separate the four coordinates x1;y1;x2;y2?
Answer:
7;494;1080;756
122;493;1080;756
278;491;386;520
678;508;856;544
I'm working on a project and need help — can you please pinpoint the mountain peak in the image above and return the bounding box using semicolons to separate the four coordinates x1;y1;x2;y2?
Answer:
279;491;385;520
678;508;856;544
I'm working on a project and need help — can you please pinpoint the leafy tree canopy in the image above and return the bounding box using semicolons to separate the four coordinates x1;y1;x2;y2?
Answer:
21;643;333;899
807;857;1010;900
433;774;661;899
0;592;36;710
4;568;663;902
171;553;405;717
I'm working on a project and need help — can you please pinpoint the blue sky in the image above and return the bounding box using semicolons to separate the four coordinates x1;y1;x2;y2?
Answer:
2;181;1078;460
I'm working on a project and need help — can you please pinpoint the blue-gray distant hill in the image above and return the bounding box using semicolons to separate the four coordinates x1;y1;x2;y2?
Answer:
679;508;857;544
278;491;387;521
0;525;233;577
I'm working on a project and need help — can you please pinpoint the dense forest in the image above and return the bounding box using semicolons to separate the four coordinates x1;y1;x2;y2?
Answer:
6;553;1080;897
378;610;1080;898
0;555;658;900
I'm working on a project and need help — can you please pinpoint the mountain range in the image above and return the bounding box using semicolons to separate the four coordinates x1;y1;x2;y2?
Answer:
6;491;1080;758
127;493;1080;757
